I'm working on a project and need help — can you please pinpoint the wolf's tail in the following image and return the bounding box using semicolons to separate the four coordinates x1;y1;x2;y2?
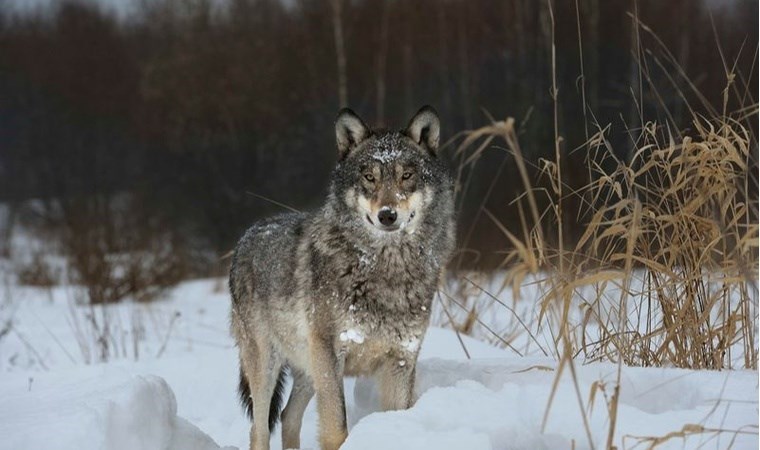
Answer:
238;365;288;432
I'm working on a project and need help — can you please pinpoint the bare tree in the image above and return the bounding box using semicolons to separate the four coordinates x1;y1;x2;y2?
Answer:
402;0;413;117
375;0;390;125
674;0;691;125
456;1;472;129
627;0;643;160
585;0;600;112
437;3;452;126
331;0;348;108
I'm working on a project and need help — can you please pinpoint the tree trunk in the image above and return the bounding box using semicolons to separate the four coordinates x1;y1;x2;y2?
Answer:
456;1;472;129
586;0;600;112
627;0;642;161
375;0;390;125
674;0;690;126
331;0;348;108
437;4;452;126
402;1;413;117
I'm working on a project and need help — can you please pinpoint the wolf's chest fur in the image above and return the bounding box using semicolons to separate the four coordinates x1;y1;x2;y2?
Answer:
308;234;438;361
335;241;436;373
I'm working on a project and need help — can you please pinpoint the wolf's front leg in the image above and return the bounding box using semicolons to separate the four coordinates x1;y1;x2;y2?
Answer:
378;356;416;411
308;330;347;450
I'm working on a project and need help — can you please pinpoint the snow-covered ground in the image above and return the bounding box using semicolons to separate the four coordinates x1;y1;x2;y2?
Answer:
0;278;757;450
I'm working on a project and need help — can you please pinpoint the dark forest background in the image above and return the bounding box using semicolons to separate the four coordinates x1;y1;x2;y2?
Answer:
0;0;757;300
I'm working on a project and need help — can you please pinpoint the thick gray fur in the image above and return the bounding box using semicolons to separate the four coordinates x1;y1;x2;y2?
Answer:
229;106;456;450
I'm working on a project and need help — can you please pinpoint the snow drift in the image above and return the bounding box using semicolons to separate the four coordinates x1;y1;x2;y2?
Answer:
1;279;756;450
0;372;228;450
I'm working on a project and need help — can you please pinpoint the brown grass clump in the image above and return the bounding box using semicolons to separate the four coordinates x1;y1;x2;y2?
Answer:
448;2;757;372
447;109;757;450
444;8;757;448
453;113;757;370
584;118;757;370
15;252;61;287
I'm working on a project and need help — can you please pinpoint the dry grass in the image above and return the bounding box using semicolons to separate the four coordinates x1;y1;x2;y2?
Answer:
14;252;61;288
445;7;758;447
452;112;757;368
446;102;757;450
65;286;183;364
448;0;757;372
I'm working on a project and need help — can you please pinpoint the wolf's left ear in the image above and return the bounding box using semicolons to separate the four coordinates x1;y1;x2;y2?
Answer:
335;108;370;160
405;105;440;154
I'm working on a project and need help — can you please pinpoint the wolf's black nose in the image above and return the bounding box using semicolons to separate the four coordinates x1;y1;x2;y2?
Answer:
378;208;397;226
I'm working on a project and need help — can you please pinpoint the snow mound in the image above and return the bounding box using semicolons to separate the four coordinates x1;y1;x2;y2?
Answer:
1;279;756;450
346;358;758;450
0;373;228;450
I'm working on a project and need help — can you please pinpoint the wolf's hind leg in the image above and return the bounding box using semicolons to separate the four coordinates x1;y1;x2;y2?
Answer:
280;367;314;449
241;342;283;450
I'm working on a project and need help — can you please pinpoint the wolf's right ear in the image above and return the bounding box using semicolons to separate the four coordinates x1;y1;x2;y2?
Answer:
335;108;370;160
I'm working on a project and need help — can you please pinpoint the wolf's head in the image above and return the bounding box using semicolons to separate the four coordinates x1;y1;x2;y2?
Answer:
330;106;450;237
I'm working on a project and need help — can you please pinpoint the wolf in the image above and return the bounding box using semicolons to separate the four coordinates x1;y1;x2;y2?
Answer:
229;106;456;450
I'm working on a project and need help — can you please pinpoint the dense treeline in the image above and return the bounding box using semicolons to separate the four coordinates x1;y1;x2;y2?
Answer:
0;0;756;276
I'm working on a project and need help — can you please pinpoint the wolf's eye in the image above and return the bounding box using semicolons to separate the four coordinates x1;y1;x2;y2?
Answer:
402;172;414;180
364;173;375;182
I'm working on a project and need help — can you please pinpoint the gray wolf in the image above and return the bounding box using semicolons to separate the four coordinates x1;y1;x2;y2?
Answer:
229;106;456;450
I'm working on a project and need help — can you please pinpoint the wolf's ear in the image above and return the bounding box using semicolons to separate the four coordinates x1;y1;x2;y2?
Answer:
405;105;440;154
335;108;370;160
